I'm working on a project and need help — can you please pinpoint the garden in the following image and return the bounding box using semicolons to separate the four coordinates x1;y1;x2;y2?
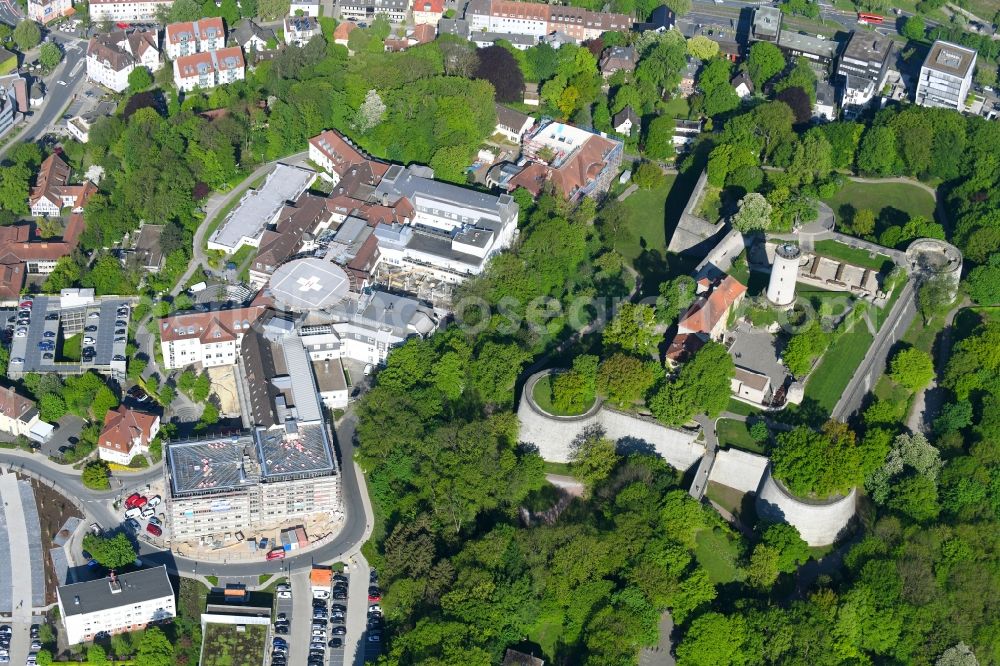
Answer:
200;623;267;666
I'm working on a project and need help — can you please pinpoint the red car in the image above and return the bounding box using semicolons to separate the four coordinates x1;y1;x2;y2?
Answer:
133;496;148;509
368;587;382;602
146;523;162;537
266;549;286;560
125;493;142;509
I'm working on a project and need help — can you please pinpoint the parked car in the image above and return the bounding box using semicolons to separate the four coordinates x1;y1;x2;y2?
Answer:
328;638;343;648
146;523;162;537
126;518;141;532
85;325;97;332
368;587;382;602
43;331;55;338
124;507;141;519
125;493;142;508
268;549;286;561
331;626;347;636
141;507;155;519
133;496;148;508
83;337;95;344
148;495;161;507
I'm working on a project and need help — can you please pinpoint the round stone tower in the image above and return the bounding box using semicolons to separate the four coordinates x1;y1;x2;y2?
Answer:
766;242;801;308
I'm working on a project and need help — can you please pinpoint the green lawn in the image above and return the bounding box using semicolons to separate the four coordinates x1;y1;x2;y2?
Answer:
526;608;565;662
542;460;574;476
694;527;744;584
813;240;893;273
661;96;690;119
805;323;875;413
61;333;81;362
201;623;266;666
716;419;766;454
619;174;678;263
726;398;761;417
823;180;937;229
531;374;594;416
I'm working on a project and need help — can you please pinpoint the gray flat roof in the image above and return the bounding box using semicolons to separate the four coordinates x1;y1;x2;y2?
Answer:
166;436;253;496
924;39;976;78
59;566;173;617
254;422;334;479
778;31;838;59
209;164;315;251
268;257;350;312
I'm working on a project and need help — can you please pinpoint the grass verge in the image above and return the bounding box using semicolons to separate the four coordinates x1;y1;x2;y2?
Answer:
618;174;678;264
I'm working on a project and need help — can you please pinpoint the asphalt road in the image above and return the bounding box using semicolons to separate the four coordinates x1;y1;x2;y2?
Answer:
24;39;89;141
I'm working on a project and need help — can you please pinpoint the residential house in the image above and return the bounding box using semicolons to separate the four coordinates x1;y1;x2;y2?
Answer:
523;81;540;106
97;405;160;465
676;274;746;341
172;47;245;92
284;15;321;46
676;18;739;62
437;17;470;40
673;118;702;150
229;18;276;52
731;71;753;98
814;80;836;121
613;106;638;135
493;103;534;143
337;0;408;23
0;73;27;138
915;40;976;111
86;30;161;93
836;31;893;110
0;387;42;439
29;154;97;218
678;58;698;97
57;567;176;645
731;367;772;405
333;21;356;48
599;45;637;77
384;24;435;52
130;223;164;272
502;649;545;666
88;0;171;22
412;0;444;26
28;0;73;24
164;17;226;60
65;100;118;142
632;3;675;32
466;0;631;44
472;32;535;50
159;305;267;370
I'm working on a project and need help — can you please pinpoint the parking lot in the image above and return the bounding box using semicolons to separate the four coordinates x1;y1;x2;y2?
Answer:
6;296;130;381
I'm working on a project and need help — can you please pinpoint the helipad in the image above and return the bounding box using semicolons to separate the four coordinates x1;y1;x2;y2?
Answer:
268;257;350;312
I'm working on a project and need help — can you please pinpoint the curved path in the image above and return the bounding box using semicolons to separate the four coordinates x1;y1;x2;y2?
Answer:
170;151;309;298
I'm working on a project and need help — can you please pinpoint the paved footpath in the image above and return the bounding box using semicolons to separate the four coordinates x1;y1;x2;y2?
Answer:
0;472;34;666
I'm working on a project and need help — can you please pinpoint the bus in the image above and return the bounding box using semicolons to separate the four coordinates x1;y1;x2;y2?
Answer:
857;12;884;24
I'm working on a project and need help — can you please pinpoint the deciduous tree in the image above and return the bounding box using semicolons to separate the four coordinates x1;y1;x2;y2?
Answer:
596;353;659;408
603;303;658;356
889;347;934;391
731;192;773;231
12;21;40;51
570;425;619;494
474;45;525;103
747;41;785;89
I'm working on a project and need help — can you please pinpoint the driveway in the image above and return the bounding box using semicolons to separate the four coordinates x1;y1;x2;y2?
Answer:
39;414;85;459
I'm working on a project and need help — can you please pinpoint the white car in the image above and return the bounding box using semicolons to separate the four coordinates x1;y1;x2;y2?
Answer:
57;80;66;85
148;495;161;507
277;590;292;599
140;507;155;519
311;629;325;637
124;507;141;519
313;589;330;600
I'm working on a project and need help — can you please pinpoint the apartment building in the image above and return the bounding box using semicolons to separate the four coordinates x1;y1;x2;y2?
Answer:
308;130;388;187
172;47;245;92
29;154;98;217
57;568;176;645
836;31;894;109
284;15;321;46
28;0;73;24
97;406;160;465
158;305;267;370
466;0;631;44
164;17;226;59
337;0;408;23
88;0;171;22
412;0;444;26
86;30;161;93
915;40;976;111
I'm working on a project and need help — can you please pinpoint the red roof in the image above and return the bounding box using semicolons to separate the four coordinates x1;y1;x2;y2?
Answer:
160;306;266;343
413;0;444;13
678;275;746;335
98;406;159;455
334;21;356;41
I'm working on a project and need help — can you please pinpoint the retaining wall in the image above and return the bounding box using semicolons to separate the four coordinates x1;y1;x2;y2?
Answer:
755;466;856;546
518;371;704;470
